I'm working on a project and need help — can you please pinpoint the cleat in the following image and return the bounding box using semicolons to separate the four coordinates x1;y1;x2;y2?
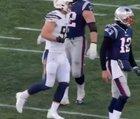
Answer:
16;92;26;113
47;109;64;119
75;99;84;105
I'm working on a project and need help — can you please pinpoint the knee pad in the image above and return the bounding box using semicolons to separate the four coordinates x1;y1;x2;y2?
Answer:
75;75;85;85
114;96;129;112
119;96;129;103
108;98;118;113
53;82;69;102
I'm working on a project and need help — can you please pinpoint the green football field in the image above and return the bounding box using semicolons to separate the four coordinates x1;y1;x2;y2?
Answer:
0;0;140;119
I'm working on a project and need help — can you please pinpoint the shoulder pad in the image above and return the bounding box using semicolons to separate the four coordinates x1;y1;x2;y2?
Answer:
105;24;118;38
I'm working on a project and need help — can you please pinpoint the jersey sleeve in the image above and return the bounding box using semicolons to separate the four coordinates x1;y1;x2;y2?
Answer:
104;25;117;40
100;36;113;70
82;2;94;11
45;11;61;23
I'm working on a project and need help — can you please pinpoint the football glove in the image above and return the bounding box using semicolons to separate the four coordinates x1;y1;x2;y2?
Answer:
133;66;140;76
86;43;98;60
37;35;46;45
56;36;65;43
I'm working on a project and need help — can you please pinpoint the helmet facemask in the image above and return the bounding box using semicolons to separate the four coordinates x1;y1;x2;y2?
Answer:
123;16;134;26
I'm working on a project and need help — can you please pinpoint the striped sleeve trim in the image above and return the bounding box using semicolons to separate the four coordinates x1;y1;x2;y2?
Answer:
45;14;61;20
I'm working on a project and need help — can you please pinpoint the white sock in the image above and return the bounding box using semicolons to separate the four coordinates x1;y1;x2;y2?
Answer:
50;102;60;112
21;90;30;99
112;110;122;119
109;112;113;119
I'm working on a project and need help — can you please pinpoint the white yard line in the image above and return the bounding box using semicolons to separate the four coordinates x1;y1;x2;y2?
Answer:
94;13;107;16
125;4;140;10
94;3;140;10
0;36;22;40
0;103;128;119
136;60;140;63
94;3;119;7
0;46;140;63
41;0;140;10
15;27;41;32
0;47;42;53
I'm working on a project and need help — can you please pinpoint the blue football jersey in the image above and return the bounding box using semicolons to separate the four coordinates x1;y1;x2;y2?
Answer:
67;0;94;38
104;23;133;60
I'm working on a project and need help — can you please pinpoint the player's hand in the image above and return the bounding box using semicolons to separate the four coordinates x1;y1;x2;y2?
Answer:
102;70;111;83
37;35;46;45
133;66;140;76
86;43;98;60
56;36;65;43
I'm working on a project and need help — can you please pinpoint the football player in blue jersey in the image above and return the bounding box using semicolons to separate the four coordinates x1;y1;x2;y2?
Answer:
100;6;140;119
15;0;73;119
61;0;98;105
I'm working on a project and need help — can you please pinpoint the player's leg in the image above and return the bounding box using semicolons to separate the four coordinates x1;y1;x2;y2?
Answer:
65;39;72;64
71;37;86;104
16;51;58;113
27;50;55;95
47;53;70;119
59;54;70;105
47;82;69;119
16;76;51;113
60;39;71;105
111;75;130;119
107;60;125;119
108;79;120;119
108;60;130;119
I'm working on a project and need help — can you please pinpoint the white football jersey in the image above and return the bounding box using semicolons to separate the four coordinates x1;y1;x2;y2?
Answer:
44;10;69;52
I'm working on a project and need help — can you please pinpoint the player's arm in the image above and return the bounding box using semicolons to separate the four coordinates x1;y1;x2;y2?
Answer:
129;45;137;67
82;2;98;60
82;10;97;43
100;26;116;82
41;21;65;43
83;10;98;59
100;37;112;82
129;45;140;76
41;21;56;41
100;37;109;71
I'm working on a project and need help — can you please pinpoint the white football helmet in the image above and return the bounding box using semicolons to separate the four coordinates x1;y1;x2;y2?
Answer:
114;6;134;26
53;0;73;12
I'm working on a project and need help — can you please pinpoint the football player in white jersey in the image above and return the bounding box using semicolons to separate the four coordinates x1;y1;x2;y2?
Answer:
15;0;73;119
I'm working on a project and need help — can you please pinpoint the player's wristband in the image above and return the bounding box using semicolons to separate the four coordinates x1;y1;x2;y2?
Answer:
56;36;65;43
87;22;97;32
